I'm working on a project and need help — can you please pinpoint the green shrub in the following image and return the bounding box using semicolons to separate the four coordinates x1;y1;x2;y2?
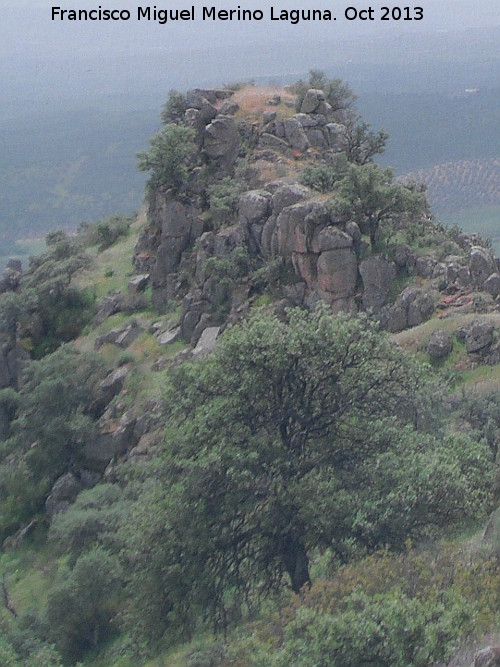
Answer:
46;547;123;662
270;588;473;667
49;484;127;565
137;124;197;193
83;215;132;250
206;177;247;229
161;89;188;124
299;155;348;193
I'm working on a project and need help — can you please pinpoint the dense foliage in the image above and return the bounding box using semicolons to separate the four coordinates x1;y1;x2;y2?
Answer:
137;123;197;193
0;346;107;537
119;307;491;646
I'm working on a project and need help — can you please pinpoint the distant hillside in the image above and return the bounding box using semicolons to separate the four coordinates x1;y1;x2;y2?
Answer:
0;100;156;260
402;157;500;214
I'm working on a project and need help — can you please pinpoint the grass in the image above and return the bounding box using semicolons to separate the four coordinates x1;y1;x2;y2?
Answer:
76;212;145;300
0;533;57;618
232;85;296;122
393;312;500;391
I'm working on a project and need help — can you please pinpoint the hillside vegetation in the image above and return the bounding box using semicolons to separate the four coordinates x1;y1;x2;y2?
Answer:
2;75;500;667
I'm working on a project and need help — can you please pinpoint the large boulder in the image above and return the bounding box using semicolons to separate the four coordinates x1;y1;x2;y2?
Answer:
271;183;310;216
484;272;500;298
192;326;220;358
213;224;247;259
45;472;83;518
277;202;329;260
184;108;206;147
469;246;497;286
359;255;396;311
283;117;310;152
203;116;240;170
238;190;271;225
300;89;326;114
148;198;204;310
427;329;453;360
311;227;353;253
380;287;435;332
316;248;358;301
466;321;495;354
394;243;416;269
99;365;130;406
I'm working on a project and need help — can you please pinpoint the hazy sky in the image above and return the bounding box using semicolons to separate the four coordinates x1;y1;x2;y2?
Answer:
1;1;499;108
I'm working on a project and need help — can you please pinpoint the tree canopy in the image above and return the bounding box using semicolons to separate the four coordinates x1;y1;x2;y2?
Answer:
330;162;427;247
126;307;491;640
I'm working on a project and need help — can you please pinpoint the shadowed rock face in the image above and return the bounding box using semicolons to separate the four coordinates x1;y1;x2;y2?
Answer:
203;116;241;171
360;256;397;311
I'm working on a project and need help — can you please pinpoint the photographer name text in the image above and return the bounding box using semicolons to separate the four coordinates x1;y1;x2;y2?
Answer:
51;5;424;25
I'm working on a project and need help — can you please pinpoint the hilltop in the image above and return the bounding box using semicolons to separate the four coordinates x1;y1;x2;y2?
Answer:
2;77;500;666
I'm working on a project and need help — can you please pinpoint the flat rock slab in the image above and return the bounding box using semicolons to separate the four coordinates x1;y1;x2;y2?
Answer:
157;327;182;346
193;327;220;358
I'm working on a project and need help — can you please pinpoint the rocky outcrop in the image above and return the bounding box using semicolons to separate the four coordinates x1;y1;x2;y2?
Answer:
83;409;139;471
95;322;144;350
135;85;500;344
257;88;342;154
380;287;435;333
192;326;220;357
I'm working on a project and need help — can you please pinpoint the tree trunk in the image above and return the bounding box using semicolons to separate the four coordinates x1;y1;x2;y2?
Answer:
282;536;311;593
369;216;379;249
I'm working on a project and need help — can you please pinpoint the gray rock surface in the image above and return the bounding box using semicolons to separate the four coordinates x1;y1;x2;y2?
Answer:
45;473;83;518
427;330;454;360
469;246;497;286
239;190;271;224
99;365;130;405
359;256;396;311
300;89;325;114
203;116;241;169
192;326;220;357
271;183;311;216
283;117;310;152
484;272;500;298
466;321;495;354
128;274;149;294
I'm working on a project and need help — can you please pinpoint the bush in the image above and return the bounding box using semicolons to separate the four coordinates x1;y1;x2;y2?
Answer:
299;155;348;193
160;89;188;124
49;484;127;565
83;215;132;250
206;177;247;229
269;588;473;667
46;547;123;662
137;124;196;193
